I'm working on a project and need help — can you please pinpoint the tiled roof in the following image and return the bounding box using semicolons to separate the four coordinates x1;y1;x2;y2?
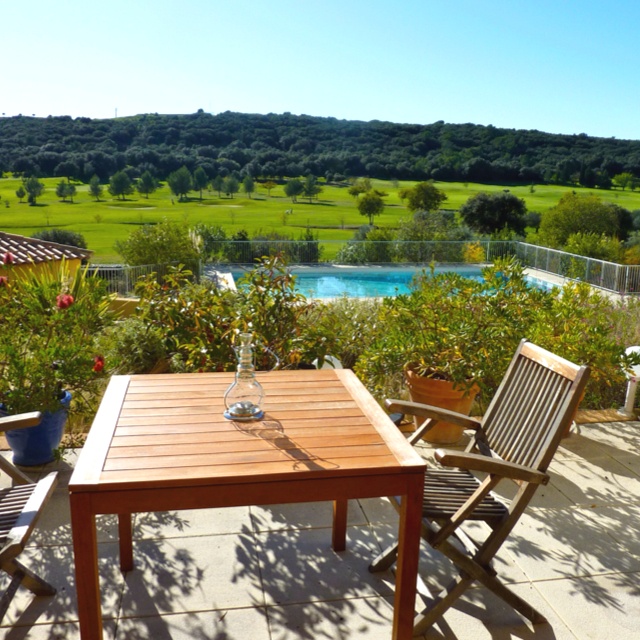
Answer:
0;231;92;266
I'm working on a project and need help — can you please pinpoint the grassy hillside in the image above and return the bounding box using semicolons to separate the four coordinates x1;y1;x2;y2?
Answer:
2;177;640;262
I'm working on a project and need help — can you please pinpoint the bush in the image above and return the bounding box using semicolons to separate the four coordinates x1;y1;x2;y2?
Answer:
0;264;113;416
353;258;637;410
299;297;383;369
129;257;321;372
32;228;88;249
529;282;639;409
97;317;167;374
115;219;201;266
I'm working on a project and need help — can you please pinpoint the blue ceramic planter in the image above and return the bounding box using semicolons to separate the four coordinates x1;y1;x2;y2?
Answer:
3;391;72;466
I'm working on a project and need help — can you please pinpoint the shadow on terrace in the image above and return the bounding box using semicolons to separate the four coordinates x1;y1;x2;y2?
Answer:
2;414;640;639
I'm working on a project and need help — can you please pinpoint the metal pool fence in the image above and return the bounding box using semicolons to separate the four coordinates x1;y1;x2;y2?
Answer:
91;241;640;296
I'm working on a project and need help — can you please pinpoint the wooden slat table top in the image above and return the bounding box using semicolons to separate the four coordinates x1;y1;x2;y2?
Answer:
70;369;425;493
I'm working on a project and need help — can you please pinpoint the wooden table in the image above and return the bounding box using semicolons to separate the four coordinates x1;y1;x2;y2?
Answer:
69;369;426;639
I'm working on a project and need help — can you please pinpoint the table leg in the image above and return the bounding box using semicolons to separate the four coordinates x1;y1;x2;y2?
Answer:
70;493;103;640
118;513;134;572
332;499;348;551
392;477;423;640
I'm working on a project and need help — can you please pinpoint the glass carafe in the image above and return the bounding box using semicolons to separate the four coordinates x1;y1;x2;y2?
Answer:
223;332;265;420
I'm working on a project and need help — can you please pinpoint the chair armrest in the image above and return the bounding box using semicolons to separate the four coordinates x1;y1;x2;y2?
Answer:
435;449;550;485
385;399;482;431
0;411;42;433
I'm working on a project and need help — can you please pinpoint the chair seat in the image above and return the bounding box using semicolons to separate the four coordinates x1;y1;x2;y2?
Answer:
424;468;507;523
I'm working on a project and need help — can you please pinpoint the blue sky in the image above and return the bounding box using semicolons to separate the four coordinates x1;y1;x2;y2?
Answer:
4;0;640;139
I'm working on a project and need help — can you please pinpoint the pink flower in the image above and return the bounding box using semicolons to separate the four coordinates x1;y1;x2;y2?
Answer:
0;276;7;287
56;293;74;309
92;355;105;373
2;252;15;265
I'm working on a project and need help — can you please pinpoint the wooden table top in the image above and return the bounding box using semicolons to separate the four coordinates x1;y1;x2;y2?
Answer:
70;369;425;493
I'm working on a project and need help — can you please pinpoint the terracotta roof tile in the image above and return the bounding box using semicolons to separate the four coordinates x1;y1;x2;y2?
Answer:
0;231;92;266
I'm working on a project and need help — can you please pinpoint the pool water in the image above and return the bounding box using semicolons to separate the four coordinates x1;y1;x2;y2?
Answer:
231;266;488;298
294;266;486;298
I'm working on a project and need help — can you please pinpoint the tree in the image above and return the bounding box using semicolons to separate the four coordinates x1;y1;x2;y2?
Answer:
32;228;87;249
223;175;239;198
137;170;158;199
538;193;620;248
261;180;277;196
55;180;76;203
23;176;45;205
114;219;200;266
108;170;134;200
56;180;68;202
211;175;224;197
15;185;26;202
193;167;209;201
564;232;623;261
167;166;193;201
242;175;255;198
348;177;372;199
88;175;103;201
53;160;79;183
399;181;447;212
302;174;322;203
613;172;637;191
459;191;527;235
284;178;303;203
357;190;385;225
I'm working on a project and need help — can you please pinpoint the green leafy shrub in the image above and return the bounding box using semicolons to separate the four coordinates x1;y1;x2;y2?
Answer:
298;297;383;369
115;219;201;266
529;282;640;408
133;266;237;372
355;259;543;407
97;317;167;374
32;228;88;249
127;256;321;372
354;258;637;411
0;262;113;415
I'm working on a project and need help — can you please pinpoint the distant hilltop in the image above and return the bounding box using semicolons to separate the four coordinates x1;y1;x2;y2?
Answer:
1;110;639;187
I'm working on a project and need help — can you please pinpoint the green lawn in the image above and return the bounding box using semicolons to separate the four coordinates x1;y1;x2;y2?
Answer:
2;177;640;262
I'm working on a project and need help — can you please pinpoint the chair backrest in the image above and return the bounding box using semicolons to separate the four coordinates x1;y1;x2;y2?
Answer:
474;340;590;472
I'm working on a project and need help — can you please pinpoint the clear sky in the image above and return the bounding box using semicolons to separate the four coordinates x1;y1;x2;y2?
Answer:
4;0;640;140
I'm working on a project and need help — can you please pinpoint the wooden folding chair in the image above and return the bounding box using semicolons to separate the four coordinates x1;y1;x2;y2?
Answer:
0;412;57;621
369;339;590;635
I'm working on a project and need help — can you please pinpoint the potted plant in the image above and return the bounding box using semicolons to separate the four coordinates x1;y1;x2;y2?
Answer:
355;259;544;443
0;258;113;465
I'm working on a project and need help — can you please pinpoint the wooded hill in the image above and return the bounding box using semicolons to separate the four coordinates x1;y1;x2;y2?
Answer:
2;110;640;187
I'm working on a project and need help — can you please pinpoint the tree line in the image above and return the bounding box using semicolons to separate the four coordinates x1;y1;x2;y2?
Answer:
3;110;640;187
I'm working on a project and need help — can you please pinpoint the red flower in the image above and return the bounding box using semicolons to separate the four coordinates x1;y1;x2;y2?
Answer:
0;276;8;287
2;252;15;265
56;293;75;309
93;355;105;373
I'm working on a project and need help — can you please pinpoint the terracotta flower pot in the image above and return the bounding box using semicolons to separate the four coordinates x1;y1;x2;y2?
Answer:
404;368;479;444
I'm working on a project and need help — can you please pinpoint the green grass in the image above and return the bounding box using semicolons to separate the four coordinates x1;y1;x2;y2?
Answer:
2;177;640;262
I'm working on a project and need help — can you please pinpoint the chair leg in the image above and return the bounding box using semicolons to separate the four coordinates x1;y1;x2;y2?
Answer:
369;541;399;573
0;561;56;625
414;573;473;635
478;572;548;624
0;571;24;623
4;559;56;596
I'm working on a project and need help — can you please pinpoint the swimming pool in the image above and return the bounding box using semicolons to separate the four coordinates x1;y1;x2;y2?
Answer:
229;266;489;298
225;265;559;298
